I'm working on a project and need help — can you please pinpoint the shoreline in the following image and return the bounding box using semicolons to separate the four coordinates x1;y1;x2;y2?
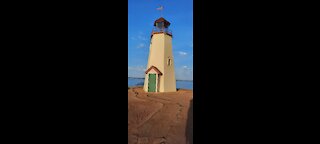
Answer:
128;86;193;91
128;78;193;90
128;77;193;82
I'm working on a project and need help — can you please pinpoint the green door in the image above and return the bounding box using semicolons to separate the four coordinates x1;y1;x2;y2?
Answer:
148;74;156;92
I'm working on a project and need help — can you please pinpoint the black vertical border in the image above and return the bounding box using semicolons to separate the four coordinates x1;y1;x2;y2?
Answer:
1;1;129;142
194;1;320;143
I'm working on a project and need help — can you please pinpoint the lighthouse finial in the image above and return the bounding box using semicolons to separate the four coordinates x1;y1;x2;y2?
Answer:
156;5;164;17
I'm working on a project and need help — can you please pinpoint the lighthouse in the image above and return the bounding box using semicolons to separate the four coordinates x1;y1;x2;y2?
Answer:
143;17;176;92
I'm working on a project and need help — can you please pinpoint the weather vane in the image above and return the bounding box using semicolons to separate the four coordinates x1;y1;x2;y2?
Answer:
156;5;164;17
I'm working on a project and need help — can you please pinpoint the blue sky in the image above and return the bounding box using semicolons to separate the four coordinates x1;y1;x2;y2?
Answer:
128;0;193;80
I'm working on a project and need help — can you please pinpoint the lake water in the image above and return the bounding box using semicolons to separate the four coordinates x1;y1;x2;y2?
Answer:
128;77;193;90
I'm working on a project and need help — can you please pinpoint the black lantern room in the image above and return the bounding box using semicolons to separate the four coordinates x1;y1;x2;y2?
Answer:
151;17;172;37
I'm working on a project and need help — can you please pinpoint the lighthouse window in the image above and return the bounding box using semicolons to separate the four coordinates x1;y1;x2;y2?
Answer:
168;58;172;66
157;22;164;29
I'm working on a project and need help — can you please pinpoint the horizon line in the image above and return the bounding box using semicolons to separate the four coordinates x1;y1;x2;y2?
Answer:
128;76;193;81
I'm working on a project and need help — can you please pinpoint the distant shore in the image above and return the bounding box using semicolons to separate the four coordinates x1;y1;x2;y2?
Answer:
128;77;193;82
128;77;193;90
128;86;192;91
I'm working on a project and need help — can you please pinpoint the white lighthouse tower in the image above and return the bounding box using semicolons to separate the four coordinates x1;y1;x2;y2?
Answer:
143;17;176;92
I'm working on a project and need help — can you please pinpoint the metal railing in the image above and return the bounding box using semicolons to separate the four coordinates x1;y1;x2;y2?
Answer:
151;28;172;36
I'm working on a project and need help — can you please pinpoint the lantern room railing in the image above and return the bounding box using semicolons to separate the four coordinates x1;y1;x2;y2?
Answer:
151;27;172;37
